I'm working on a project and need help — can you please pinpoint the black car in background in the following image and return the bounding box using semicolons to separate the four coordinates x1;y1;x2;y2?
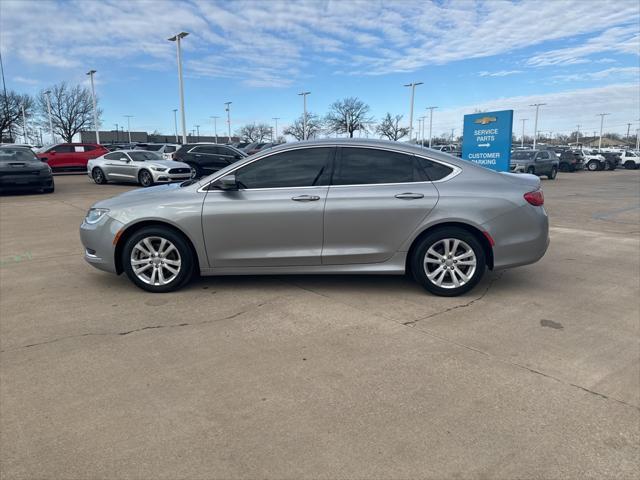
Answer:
599;152;620;171
558;150;585;172
173;143;247;177
0;146;54;194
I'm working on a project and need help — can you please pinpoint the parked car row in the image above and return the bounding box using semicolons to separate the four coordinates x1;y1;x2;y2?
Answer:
0;145;54;194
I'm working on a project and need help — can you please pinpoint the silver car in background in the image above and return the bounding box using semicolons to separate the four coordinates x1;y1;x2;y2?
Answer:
87;150;193;187
80;139;549;296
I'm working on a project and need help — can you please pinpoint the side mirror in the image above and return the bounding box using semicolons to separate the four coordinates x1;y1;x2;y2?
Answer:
214;174;238;191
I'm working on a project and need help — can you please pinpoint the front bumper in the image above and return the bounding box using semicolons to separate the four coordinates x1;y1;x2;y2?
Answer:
79;215;124;274
152;172;192;183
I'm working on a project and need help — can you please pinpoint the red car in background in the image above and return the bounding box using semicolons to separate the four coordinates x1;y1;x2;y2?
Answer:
37;143;108;172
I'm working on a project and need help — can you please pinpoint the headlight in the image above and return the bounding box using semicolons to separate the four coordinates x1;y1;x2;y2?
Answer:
85;208;110;224
151;166;167;172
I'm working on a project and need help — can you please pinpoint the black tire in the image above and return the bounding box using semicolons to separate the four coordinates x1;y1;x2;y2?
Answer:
559;163;569;173
624;161;638;170
604;160;616;171
92;167;107;184
122;226;195;293
139;169;154;187
411;227;486;297
587;160;599;171
527;166;535;175
547;166;557;180
43;185;55;193
187;163;203;178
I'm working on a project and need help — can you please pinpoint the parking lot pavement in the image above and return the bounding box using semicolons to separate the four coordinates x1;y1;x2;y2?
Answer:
1;171;639;479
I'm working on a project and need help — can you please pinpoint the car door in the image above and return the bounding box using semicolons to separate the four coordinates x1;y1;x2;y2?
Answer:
535;151;551;174
322;147;441;265
104;152;137;181
46;144;75;168
201;146;334;268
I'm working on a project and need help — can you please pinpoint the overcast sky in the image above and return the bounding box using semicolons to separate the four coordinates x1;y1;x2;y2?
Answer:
2;0;639;138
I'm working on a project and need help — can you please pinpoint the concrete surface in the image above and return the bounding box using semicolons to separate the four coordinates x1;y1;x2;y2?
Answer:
1;171;639;479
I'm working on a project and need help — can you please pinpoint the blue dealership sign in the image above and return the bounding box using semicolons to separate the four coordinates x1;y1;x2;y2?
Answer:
462;110;513;172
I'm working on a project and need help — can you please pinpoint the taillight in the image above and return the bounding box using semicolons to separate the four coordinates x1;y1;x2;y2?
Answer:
524;190;544;206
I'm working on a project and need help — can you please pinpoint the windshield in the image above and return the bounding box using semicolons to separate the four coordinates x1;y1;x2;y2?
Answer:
128;151;164;161
0;148;39;163
511;151;535;160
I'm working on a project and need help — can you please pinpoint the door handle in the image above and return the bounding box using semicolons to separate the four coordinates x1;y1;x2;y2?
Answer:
395;192;424;199
292;195;320;202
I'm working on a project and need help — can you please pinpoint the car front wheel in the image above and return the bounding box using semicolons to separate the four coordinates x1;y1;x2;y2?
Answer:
548;166;557;180
139;169;154;187
411;227;486;297
122;227;195;293
587;160;599;171
92;167;107;184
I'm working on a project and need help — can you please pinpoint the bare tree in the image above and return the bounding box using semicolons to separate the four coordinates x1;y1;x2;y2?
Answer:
375;113;409;141
237;123;272;142
36;82;99;143
1;91;35;142
325;97;373;138
283;113;323;141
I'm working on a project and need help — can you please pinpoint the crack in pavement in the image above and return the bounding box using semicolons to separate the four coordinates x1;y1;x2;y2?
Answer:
0;310;251;353
402;270;505;326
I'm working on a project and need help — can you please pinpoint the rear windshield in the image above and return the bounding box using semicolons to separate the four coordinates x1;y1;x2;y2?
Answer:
0;148;38;162
136;145;163;151
511;151;536;160
128;151;164;161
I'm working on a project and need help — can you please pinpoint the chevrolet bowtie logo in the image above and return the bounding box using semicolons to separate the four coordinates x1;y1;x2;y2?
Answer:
474;116;497;125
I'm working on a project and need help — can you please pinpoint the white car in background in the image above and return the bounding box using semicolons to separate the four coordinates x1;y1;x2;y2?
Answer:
134;143;180;160
580;149;607;171
87;150;193;187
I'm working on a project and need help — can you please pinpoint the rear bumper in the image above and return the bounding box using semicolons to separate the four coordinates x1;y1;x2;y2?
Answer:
482;204;549;270
0;174;54;191
79;215;123;274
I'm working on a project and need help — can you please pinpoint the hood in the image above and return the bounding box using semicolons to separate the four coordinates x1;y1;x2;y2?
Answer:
146;160;190;169
92;182;183;210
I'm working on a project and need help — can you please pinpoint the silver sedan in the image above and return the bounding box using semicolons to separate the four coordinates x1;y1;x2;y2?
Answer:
80;139;549;296
87;150;193;187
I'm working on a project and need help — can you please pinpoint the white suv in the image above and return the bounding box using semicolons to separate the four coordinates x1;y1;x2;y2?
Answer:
619;150;639;170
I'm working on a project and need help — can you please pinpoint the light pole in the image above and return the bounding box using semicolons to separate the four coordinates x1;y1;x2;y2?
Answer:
575;124;580;145
168;32;189;145
298;91;310;139
124;115;133;143
21;104;27;143
195;124;200;142
224;102;232;142
43;90;54;144
626;123;631;144
520;118;528;147
450;128;455;143
272;117;280;142
403;82;423;142
417;118;422;145
114;123;119;143
210;116;219;143
529;103;546;149
172;109;178;143
86;70;100;144
596;113;609;151
426;106;437;148
419;116;426;146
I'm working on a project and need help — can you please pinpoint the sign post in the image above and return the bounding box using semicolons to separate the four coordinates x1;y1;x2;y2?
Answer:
461;110;513;172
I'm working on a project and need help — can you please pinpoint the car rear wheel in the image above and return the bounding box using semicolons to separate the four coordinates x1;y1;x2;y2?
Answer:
624;161;638;170
587;160;599;171
559;163;569;173
411;227;486;297
43;185;55;194
139;169;154;187
92;167;107;184
527;166;535;175
548;166;557;180
122;227;195;293
187;163;203;178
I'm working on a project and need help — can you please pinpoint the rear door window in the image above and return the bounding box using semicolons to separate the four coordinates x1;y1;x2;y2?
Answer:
334;148;414;185
53;145;74;153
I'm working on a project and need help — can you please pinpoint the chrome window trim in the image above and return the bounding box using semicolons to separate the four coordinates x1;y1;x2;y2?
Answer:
197;144;461;193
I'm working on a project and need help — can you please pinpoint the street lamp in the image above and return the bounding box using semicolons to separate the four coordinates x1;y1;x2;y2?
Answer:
168;32;189;145
124;115;133;143
298;92;310;139
86;70;100;144
210;116;219;143
403;82;423;142
426;106;437;148
272;117;280;142
575;124;580;145
195;124;200;142
43;90;54;144
21;104;27;143
520;118;528;148
114;123;119;142
224;102;232;142
172;109;178;143
596;113;610;151
529;103;546;149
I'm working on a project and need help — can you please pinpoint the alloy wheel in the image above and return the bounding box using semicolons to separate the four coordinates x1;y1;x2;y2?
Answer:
423;238;477;289
140;170;153;187
130;236;181;286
